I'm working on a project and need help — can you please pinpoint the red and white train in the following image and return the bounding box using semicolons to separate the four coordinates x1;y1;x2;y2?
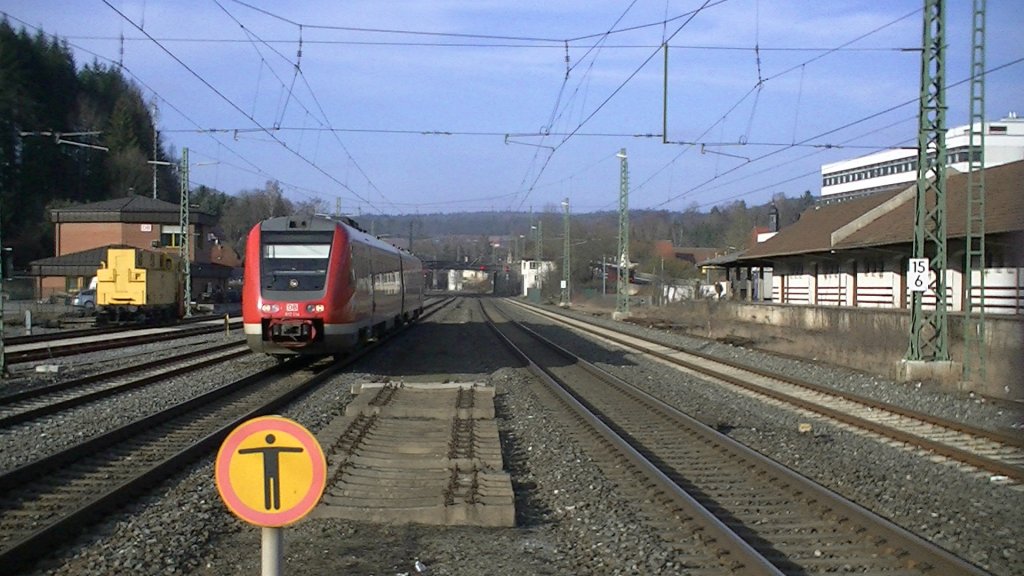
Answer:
242;214;424;356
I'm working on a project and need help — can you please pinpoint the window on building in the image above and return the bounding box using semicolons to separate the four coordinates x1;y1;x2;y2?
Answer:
161;225;183;248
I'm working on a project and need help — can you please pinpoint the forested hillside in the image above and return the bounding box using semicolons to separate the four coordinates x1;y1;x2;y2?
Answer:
362;192;816;283
0;19;178;265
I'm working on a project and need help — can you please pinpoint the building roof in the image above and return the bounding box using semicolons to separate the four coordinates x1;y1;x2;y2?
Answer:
741;159;1024;261
834;160;1024;249
743;188;904;259
49;195;217;225
29;244;234;278
30;244;132;277
700;249;748;266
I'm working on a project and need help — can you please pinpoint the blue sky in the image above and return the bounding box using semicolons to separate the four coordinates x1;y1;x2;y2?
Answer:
4;1;1022;215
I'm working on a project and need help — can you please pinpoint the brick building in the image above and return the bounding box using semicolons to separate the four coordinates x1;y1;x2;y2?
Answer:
29;195;238;302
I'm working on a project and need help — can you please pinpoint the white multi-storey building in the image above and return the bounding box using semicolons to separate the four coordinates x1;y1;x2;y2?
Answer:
820;113;1024;202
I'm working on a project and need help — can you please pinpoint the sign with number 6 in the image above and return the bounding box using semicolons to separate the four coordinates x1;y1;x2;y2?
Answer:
908;258;930;292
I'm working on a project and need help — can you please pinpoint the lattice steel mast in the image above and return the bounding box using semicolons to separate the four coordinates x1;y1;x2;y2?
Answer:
907;0;949;362
179;147;192;318
561;198;571;307
615;149;630;319
963;0;987;381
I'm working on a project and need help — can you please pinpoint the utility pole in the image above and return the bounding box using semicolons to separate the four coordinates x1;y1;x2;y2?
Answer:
906;0;950;366
614;148;630;320
660;257;665;306
561;198;570;307
179;147;192;317
535;220;543;294
602;255;607;297
0;198;5;377
963;0;987;382
152;102;159;199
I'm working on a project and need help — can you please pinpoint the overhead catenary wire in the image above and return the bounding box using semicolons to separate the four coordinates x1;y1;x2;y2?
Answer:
6;5;1019;216
1;11;372;208
511;0;722;213
509;0;644;214
102;0;386;213
227;0;709;45
639;5;927;209
10;1;930;214
213;0;397;212
650;55;1024;210
58;33;917;52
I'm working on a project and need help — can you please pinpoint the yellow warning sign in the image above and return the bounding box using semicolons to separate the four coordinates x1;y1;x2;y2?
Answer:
215;415;326;527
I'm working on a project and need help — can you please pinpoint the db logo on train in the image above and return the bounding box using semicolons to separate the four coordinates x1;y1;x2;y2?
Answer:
215;416;326;527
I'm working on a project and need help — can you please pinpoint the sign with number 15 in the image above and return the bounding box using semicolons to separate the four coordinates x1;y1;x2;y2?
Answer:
908;258;930;292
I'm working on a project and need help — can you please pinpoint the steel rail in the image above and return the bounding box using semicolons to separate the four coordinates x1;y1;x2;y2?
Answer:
5;321;244;364
512;300;1024;481
481;301;783;576
488;299;990;575
4;312;233;346
0;299;455;573
0;343;250;428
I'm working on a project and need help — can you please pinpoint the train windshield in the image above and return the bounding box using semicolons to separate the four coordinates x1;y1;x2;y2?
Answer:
261;232;333;291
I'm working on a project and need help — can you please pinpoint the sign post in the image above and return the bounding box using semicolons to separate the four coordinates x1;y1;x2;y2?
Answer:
216;416;327;576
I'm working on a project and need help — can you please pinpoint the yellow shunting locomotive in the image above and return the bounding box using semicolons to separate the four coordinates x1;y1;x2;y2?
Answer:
95;247;183;324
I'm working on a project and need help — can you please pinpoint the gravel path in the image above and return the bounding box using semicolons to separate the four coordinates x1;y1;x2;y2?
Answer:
12;298;1024;576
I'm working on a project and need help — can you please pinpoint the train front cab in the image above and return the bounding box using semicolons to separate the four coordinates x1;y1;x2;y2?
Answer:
244;217;355;355
244;215;425;357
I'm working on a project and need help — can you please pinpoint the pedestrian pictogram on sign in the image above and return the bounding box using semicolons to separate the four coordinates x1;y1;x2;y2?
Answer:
215;416;326;527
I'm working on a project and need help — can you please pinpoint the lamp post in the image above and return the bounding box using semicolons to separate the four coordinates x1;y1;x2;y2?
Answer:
560;198;570;307
179;148;192;317
602;254;607;296
0;200;5;377
614;148;630;320
537;220;543;293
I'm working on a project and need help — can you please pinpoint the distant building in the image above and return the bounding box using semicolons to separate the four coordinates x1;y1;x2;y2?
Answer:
652;240;720;266
819;113;1024;202
520;259;555;297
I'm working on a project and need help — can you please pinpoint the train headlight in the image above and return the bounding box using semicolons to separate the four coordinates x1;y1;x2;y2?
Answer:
260;303;281;313
305;303;325;313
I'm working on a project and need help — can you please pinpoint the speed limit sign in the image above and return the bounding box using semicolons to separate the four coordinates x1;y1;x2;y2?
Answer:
908;258;930;292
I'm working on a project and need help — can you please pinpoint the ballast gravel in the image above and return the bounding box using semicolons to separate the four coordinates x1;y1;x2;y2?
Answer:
7;299;1023;576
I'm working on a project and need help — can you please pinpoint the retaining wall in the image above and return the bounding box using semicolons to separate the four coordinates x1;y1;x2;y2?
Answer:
632;300;1023;400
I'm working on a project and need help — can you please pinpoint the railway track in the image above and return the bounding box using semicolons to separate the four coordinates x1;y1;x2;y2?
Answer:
4;312;234;347
0;297;457;573
0;341;250;429
483;299;987;575
0;356;329;571
508;300;1024;485
4;319;243;364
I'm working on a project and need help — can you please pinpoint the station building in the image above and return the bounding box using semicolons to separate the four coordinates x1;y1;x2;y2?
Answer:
693;159;1022;394
736;160;1022;314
